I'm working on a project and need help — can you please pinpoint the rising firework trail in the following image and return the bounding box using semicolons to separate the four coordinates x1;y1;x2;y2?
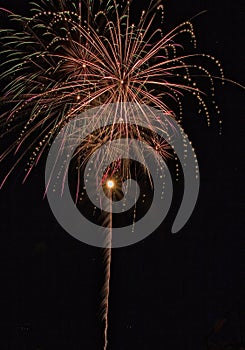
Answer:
102;181;113;350
0;0;228;348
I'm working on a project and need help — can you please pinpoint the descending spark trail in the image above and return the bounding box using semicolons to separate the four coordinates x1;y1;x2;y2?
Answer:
0;0;225;188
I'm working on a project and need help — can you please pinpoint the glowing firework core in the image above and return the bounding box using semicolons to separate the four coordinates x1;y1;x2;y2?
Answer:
106;180;115;189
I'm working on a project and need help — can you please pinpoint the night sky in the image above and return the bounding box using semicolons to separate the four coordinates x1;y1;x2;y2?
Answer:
0;0;244;349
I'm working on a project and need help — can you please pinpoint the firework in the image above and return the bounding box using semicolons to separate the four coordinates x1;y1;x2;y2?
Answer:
0;0;225;348
0;0;224;186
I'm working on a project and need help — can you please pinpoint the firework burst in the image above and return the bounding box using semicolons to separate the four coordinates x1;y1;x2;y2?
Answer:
0;0;224;186
0;0;226;348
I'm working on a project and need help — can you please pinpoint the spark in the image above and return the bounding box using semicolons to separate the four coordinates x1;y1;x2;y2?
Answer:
107;180;115;189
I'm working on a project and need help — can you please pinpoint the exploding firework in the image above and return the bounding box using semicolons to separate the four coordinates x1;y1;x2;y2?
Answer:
0;0;224;186
0;0;226;348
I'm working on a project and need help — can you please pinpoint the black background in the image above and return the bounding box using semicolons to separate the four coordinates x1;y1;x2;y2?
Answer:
0;0;244;349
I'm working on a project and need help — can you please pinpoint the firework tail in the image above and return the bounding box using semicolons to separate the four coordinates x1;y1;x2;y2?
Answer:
102;246;112;349
101;190;113;349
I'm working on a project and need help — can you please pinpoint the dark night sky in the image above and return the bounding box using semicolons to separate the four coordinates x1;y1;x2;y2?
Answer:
0;0;244;349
